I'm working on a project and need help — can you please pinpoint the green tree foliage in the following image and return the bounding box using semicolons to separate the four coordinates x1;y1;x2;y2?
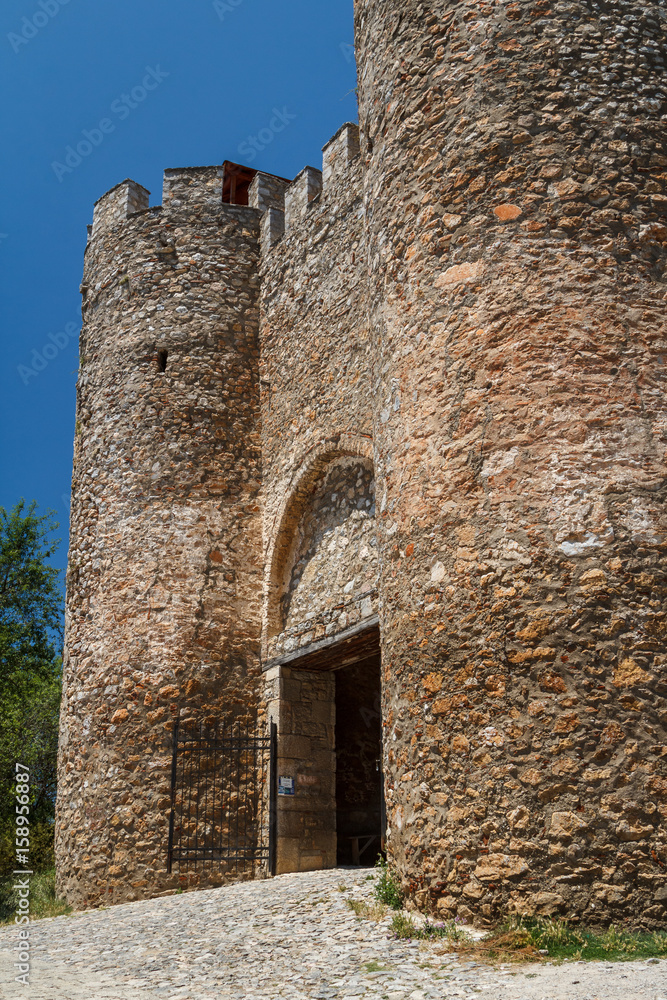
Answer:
0;501;63;876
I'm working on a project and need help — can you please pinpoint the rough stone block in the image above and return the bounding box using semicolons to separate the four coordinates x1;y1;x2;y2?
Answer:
284;167;322;231
322;123;360;195
249;172;289;213
92;180;149;238
261;207;285;248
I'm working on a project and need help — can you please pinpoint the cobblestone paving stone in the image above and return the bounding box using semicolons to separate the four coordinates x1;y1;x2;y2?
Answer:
1;870;667;999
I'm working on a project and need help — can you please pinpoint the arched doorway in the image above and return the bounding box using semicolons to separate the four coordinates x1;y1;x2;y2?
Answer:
262;447;383;873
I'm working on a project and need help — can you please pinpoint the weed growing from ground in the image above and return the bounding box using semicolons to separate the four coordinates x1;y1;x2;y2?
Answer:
390;912;416;939
373;856;404;910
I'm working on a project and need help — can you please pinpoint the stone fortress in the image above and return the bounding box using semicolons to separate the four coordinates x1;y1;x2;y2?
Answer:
57;0;667;927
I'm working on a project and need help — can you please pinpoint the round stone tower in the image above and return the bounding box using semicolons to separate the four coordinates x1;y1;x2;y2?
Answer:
355;0;667;925
56;170;264;907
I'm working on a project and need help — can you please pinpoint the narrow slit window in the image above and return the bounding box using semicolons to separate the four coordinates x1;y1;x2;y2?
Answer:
157;349;168;373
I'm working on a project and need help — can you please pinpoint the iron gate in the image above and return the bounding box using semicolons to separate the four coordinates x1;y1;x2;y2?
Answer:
168;719;277;876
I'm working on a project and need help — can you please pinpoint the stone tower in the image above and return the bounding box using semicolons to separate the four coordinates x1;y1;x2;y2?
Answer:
355;0;667;922
56;171;266;906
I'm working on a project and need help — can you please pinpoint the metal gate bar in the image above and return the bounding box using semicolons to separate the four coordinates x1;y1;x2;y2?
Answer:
167;718;276;876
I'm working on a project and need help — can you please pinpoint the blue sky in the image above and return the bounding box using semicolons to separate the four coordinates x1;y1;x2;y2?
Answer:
0;0;357;578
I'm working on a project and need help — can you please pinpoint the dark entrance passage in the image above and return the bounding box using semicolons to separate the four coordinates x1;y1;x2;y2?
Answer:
265;617;384;873
335;653;383;866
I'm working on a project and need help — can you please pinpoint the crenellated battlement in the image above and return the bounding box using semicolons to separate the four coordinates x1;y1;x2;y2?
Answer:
322;123;360;191
92;179;150;239
89;165;254;242
257;122;361;250
162;165;225;212
87;122;361;252
284;166;323;230
248;171;290;214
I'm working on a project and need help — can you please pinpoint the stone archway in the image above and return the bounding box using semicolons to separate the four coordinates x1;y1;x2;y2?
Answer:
262;433;374;660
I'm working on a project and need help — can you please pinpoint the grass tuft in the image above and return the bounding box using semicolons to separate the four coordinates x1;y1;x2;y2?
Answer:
353;882;667;966
437;916;667;964
347;897;387;920
0;869;71;923
391;911;471;944
499;916;667;963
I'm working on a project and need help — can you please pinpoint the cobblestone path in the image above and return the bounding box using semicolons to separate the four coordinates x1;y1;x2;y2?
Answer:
1;869;667;999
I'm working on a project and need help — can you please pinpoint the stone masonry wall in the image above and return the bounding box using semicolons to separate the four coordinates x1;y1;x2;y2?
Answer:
356;0;667;927
56;172;265;908
258;125;376;659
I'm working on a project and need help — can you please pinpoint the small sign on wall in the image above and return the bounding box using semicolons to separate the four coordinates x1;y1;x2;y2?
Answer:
278;776;295;796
